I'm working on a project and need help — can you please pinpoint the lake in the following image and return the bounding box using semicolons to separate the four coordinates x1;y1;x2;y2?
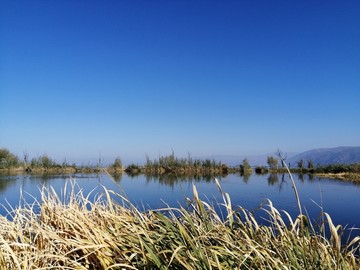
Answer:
1;172;359;239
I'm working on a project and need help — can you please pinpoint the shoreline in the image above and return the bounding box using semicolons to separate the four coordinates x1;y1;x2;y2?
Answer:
314;172;360;182
0;167;125;175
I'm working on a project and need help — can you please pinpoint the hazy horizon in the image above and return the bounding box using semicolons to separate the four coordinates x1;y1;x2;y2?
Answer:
2;146;359;167
1;1;359;164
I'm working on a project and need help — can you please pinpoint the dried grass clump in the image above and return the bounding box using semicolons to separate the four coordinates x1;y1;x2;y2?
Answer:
0;179;359;269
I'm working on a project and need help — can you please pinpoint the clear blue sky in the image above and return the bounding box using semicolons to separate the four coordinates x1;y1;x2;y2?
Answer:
1;1;359;165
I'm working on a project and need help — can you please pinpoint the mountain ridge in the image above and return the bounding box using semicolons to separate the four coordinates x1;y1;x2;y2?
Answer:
197;146;360;167
288;146;360;165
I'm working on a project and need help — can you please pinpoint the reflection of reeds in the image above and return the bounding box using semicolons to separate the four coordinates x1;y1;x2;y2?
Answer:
0;179;359;269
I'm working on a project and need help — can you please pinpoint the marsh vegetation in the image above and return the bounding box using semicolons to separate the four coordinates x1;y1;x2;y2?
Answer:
1;148;360;268
0;178;359;269
141;152;233;176
1;148;360;182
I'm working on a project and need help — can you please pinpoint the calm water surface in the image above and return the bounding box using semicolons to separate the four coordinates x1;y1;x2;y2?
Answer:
1;173;359;238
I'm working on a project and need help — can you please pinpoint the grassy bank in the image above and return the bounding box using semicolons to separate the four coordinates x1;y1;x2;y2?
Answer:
0;178;359;269
0;166;108;175
254;163;360;183
0;148;125;175
315;172;360;183
313;163;360;182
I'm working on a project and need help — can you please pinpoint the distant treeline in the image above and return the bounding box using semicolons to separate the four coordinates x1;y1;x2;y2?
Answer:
0;148;240;176
1;148;359;177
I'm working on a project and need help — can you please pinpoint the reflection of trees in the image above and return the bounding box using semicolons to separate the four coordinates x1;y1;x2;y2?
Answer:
111;174;122;182
0;176;17;193
36;174;61;181
144;173;218;187
278;174;287;192
28;174;55;187
241;172;251;183
267;173;279;185
298;174;304;182
126;171;141;178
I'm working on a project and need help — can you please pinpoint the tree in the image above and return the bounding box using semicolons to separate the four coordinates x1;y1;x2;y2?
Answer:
241;158;252;173
0;148;20;169
112;157;123;169
23;150;29;166
267;156;278;169
39;155;56;168
297;159;304;170
307;160;315;170
97;153;104;168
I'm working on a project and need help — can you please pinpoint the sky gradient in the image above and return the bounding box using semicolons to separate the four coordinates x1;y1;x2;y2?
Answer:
1;1;359;165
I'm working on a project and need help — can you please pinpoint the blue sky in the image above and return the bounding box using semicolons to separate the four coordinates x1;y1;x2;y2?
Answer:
1;1;359;165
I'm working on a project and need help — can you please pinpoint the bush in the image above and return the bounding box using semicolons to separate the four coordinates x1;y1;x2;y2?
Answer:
112;157;123;169
125;164;142;175
240;158;252;173
255;166;268;174
0;148;20;169
267;156;278;169
30;155;58;168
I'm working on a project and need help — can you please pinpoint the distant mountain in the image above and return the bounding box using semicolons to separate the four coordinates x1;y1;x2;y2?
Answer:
288;146;360;166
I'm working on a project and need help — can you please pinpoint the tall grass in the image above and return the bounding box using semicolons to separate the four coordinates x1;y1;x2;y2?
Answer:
0;177;359;269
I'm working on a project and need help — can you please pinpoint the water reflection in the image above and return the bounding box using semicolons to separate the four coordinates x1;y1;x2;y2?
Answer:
267;173;279;185
0;172;359;238
240;172;251;183
1;172;359;191
110;173;123;182
0;176;18;193
143;173;217;187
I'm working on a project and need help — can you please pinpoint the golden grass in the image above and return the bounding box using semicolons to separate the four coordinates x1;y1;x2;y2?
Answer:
0;179;359;269
315;172;360;183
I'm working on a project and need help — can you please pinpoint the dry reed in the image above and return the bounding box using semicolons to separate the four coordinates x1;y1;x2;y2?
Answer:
0;178;359;269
